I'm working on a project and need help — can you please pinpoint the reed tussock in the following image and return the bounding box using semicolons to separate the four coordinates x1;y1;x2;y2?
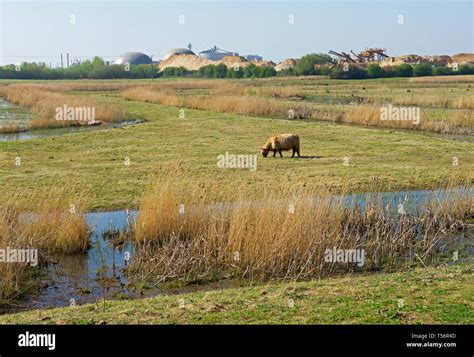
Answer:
130;178;473;283
1;187;89;254
0;187;89;304
134;181;216;242
5;85;124;129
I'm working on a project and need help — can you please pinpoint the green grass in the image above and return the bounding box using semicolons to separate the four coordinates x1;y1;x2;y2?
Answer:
1;264;472;324
0;78;472;324
0;90;472;210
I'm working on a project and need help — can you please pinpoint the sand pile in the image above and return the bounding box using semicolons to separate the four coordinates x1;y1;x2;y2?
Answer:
381;54;452;67
158;54;276;71
220;56;249;68
158;54;214;71
275;58;297;71
253;60;276;67
451;53;474;64
424;55;452;66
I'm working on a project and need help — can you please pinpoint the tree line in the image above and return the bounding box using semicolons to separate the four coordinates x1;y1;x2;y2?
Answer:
1;54;473;80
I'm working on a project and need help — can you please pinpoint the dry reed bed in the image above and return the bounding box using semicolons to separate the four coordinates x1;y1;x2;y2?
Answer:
342;93;474;110
129;180;473;283
122;87;473;134
251;85;304;98
0;86;8;97
312;105;473;134
10;80;237;93
409;75;474;83
7;85;124;121
391;95;474;109
0;188;89;305
122;88;289;118
1;85;124;131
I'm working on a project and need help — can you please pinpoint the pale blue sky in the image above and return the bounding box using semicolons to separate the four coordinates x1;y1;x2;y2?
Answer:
0;0;472;66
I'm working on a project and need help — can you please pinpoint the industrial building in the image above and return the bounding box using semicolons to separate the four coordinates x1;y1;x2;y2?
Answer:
164;47;196;60
115;52;152;65
245;54;263;62
199;46;238;61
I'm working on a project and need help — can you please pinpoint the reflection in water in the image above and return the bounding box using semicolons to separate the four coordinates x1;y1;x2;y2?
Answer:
0;97;143;142
10;189;474;312
0;98;30;123
0;120;143;142
17;210;137;309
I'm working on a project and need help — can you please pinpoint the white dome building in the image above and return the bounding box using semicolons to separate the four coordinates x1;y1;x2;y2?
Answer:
115;52;152;65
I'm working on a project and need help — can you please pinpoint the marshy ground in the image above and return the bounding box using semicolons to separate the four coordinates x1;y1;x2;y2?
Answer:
1;264;472;324
0;76;472;324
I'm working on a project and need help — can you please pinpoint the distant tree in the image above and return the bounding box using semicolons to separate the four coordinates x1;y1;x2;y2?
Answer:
329;64;368;79
276;67;296;77
381;66;398;78
319;65;332;76
367;63;383;78
413;63;433;77
162;66;190;77
91;56;105;67
395;63;413;77
258;66;276;78
130;64;158;78
433;66;453;76
227;67;244;78
458;64;474;75
198;65;216;78
214;64;228;78
244;64;257;78
295;53;333;76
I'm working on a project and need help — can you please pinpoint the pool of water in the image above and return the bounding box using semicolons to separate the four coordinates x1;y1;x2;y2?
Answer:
6;188;473;312
0;98;143;142
0;97;29;132
11;210;137;310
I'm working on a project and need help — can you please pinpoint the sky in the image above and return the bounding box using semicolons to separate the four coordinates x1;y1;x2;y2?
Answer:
0;0;473;66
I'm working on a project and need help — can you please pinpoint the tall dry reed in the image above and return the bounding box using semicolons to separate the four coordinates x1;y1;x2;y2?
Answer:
122;86;472;134
4;85;124;128
129;178;473;283
311;105;473;134
123;88;289;118
0;187;90;305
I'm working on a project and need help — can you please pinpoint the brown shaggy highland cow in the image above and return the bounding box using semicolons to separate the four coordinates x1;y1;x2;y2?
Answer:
261;134;300;158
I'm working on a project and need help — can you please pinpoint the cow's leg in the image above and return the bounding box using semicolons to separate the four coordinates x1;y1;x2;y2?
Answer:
297;147;300;157
273;150;276;157
279;150;283;157
291;149;295;158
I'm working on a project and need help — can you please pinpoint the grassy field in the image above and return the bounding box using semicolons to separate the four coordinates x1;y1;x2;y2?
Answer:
1;264;472;324
0;78;473;210
0;77;472;322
